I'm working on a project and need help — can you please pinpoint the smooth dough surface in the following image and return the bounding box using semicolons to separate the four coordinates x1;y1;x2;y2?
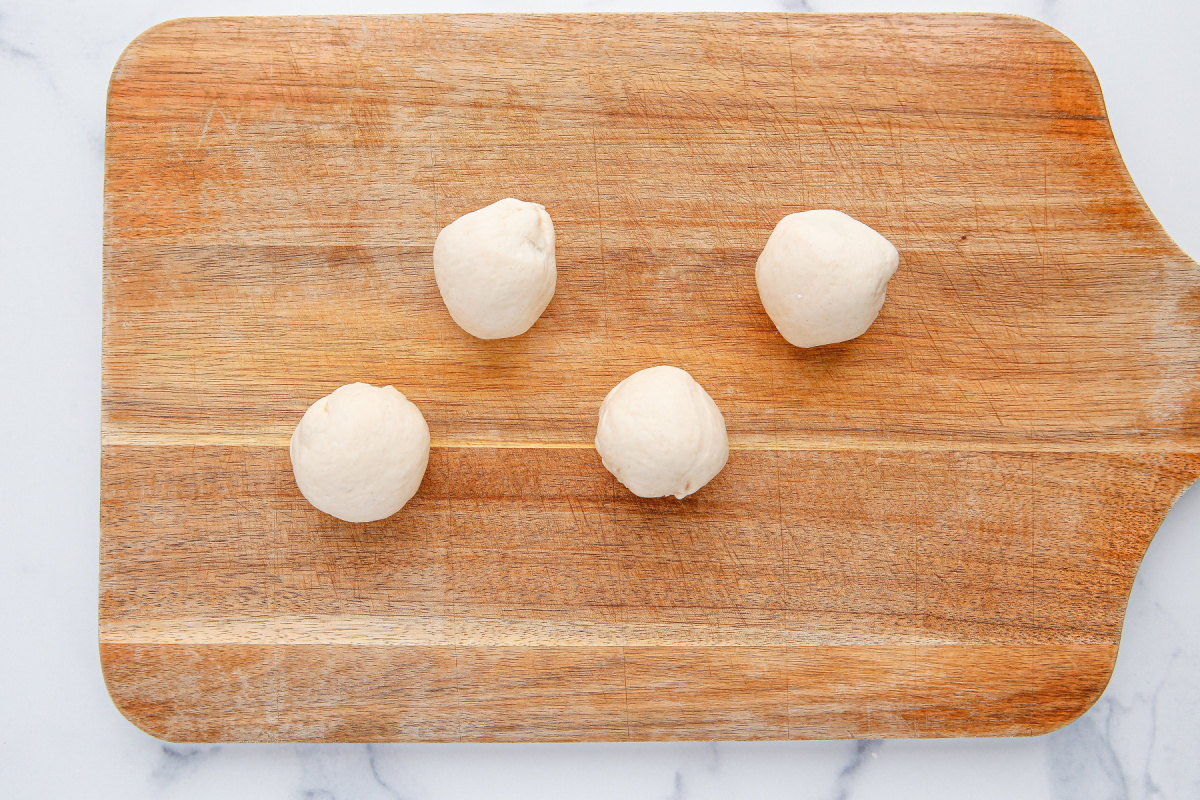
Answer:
289;383;430;523
433;197;556;339
755;209;900;348
595;365;729;499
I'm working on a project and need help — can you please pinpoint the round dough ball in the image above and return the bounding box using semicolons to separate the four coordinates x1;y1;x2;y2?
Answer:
595;366;729;500
289;383;430;523
433;197;556;339
755;209;900;348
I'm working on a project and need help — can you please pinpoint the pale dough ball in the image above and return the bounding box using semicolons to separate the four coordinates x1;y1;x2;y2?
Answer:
755;209;900;348
433;197;556;339
289;383;430;523
595;366;729;499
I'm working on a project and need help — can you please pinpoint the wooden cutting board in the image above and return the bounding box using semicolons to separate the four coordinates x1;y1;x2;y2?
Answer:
100;13;1200;742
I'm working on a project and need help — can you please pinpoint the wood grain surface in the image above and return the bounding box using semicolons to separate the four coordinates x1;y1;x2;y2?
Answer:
100;13;1200;742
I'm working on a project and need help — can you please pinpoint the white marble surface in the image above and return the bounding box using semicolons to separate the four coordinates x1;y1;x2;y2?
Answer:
2;0;1198;797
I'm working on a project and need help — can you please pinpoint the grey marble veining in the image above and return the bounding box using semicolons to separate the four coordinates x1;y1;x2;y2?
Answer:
2;0;1198;797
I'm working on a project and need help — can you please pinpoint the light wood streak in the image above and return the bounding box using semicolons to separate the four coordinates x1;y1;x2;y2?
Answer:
100;429;1200;453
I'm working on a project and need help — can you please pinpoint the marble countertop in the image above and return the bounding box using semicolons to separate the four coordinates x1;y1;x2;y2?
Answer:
2;0;1198;797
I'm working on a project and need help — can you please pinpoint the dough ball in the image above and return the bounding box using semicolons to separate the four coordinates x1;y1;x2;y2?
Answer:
755;209;900;348
595;365;729;499
433;197;556;339
289;383;430;523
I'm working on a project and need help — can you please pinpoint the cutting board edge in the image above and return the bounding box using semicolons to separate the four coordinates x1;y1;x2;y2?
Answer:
97;640;1122;743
